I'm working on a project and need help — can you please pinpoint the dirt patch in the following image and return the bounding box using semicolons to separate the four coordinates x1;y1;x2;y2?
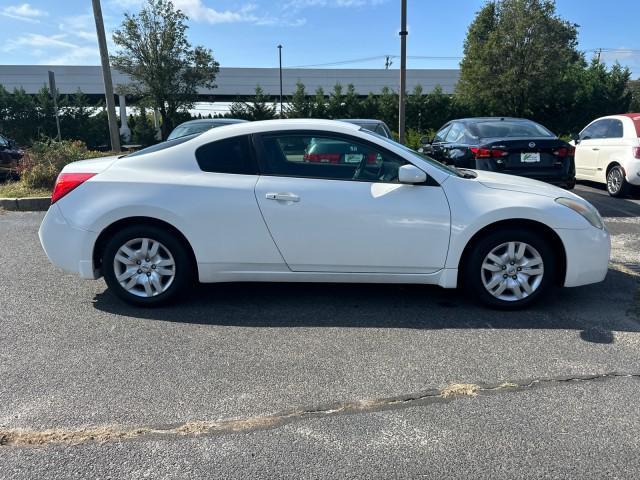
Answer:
440;383;480;398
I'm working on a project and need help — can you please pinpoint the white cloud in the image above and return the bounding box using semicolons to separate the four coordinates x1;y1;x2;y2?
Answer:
1;2;48;22
3;33;99;65
285;0;386;8
59;14;98;42
172;0;261;24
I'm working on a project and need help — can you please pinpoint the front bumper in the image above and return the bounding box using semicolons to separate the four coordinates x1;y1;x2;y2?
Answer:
38;204;99;279
555;226;610;287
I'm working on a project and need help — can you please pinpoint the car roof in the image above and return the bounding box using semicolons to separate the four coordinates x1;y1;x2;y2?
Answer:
337;119;384;125
453;117;534;124
194;118;362;140
177;118;249;126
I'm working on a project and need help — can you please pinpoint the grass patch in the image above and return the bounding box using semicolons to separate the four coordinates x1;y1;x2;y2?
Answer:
0;181;51;198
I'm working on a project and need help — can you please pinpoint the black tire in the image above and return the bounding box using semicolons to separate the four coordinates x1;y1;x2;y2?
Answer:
607;165;630;197
563;178;576;190
102;225;194;306
462;228;558;310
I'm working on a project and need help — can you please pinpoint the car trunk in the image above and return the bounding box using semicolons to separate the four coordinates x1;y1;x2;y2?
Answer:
481;138;568;169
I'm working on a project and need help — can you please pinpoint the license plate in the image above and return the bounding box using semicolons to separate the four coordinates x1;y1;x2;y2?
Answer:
344;153;363;164
521;152;540;163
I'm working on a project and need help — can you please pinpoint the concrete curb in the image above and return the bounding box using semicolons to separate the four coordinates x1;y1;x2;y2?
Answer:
0;197;51;211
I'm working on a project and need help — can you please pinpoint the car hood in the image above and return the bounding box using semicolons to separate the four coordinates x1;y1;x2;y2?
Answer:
474;170;578;199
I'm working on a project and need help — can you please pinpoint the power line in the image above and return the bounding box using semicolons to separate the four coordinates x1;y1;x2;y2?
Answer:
288;54;463;69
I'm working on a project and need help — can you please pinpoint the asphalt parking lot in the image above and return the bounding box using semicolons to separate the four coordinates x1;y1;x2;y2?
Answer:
1;182;640;479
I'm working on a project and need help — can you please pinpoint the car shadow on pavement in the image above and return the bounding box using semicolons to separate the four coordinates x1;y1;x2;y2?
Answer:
92;268;640;345
576;181;640;218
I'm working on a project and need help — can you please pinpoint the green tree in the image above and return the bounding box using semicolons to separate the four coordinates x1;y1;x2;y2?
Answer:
286;81;311;118
131;106;159;146
376;86;398;132
111;0;219;139
310;87;327;118
326;83;346;118
457;0;581;118
343;84;362;118
228;86;276;121
630;79;640;112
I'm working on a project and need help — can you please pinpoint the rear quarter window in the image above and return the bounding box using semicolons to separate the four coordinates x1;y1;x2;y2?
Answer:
195;135;256;174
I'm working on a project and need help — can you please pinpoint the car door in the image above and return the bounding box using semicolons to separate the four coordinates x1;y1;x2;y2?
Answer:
594;119;627;183
429;123;452;162
441;122;468;167
575;120;610;178
253;131;451;274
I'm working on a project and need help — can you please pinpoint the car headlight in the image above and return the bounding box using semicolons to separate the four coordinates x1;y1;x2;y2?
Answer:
555;197;604;229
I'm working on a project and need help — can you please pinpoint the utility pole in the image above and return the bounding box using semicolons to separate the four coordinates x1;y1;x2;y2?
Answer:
47;71;61;141
278;45;284;118
92;0;120;152
596;48;602;63
398;0;408;144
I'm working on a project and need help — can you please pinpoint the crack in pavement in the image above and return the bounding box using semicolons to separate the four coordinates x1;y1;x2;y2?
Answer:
1;372;638;448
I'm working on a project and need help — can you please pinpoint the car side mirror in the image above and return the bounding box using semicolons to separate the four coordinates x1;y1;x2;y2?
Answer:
420;135;431;145
570;133;580;144
398;164;427;184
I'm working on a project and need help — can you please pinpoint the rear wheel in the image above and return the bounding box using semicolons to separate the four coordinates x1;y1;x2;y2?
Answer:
463;228;557;309
607;165;629;197
103;225;193;306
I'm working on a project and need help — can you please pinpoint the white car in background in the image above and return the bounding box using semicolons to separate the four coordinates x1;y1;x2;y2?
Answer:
39;119;610;309
574;114;640;196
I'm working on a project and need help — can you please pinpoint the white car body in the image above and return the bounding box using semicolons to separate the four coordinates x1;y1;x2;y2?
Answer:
574;114;640;186
39;119;610;302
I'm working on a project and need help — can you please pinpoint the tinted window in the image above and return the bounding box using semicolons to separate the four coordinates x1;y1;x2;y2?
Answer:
168;124;214;140
607;119;624;138
444;123;466;143
580;120;610;140
469;120;555;138
433;124;451;143
125;134;199;157
0;135;8;147
196;135;255;174
259;133;408;183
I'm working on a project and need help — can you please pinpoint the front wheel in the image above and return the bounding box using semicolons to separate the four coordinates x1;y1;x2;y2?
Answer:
463;229;558;309
607;166;629;197
103;225;193;306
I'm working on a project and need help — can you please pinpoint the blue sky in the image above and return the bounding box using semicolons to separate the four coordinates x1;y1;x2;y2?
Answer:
1;0;639;76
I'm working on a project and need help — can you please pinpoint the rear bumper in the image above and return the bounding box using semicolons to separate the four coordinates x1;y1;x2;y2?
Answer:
555;227;610;287
38;204;99;279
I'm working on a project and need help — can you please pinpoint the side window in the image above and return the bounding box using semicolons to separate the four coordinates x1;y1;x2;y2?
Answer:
607;120;624;138
195;135;255;174
259;133;409;183
580;120;610;140
444;123;465;143
433;124;451;143
0;136;7;147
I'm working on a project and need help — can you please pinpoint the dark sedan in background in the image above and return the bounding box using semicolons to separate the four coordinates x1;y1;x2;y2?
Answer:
420;117;576;189
0;133;23;180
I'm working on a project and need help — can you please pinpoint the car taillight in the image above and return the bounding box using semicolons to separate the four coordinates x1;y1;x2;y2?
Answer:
633;147;640;159
470;147;508;159
51;172;96;204
553;146;575;157
303;153;341;164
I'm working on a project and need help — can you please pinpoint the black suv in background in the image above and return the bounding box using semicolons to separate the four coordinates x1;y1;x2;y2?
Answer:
0;134;23;180
420;117;576;189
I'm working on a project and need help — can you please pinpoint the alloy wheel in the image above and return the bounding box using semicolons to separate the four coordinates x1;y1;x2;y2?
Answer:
113;237;176;298
480;241;544;302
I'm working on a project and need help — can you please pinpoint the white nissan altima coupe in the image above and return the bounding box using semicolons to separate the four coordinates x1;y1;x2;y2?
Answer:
39;119;610;309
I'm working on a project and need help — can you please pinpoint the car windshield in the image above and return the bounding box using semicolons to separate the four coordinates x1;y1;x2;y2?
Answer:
469;120;556;139
167;123;217;140
124;133;200;157
361;129;462;177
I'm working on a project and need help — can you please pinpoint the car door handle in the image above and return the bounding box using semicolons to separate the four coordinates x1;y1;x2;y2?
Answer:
265;192;300;202
592;148;600;151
